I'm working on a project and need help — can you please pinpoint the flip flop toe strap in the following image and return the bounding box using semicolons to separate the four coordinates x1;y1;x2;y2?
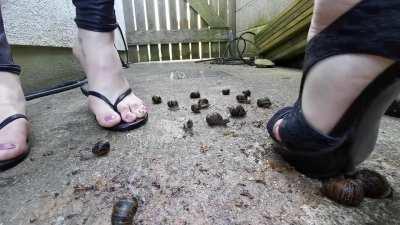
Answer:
0;114;28;130
83;88;133;113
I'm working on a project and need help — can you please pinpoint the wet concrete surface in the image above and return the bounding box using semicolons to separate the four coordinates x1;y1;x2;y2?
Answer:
1;62;400;225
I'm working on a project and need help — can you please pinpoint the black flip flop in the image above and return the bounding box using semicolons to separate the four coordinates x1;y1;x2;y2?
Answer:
80;84;148;131
0;114;30;171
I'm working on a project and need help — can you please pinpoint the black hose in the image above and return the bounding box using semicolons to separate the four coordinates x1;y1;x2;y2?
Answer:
196;31;257;66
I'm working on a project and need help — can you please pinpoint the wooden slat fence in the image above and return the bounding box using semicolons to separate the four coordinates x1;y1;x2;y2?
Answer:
123;0;233;63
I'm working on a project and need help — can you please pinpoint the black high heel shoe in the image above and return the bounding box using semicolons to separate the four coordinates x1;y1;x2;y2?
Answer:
267;0;400;178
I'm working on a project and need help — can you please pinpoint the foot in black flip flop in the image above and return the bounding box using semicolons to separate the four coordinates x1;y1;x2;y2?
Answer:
267;0;400;178
73;29;148;131
0;73;30;171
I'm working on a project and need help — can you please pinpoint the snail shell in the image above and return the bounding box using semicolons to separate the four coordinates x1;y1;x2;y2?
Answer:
152;96;162;104
111;197;139;225
167;100;179;110
198;98;210;109
236;95;251;104
257;97;272;108
92;141;110;156
322;177;364;206
242;90;251;97
206;113;229;126
191;104;201;113
354;169;392;199
222;89;230;95
229;105;246;118
190;92;201;99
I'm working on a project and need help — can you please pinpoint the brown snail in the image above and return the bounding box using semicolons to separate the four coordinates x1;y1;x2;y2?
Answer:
354;169;392;199
198;98;210;109
92;141;110;156
190;91;201;99
111;197;139;225
222;89;230;95
206;113;229;127
257;97;272;108
152;96;162;104
167;100;179;110
242;90;251;97
228;105;246;118
236;95;251;104
191;104;201;113
322;177;364;207
183;119;194;135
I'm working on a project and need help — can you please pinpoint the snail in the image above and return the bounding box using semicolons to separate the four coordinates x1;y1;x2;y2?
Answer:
183;119;194;136
222;89;230;95
191;104;201;113
92;141;110;156
206;113;229;127
167;100;179;110
152;96;162;104
236;95;251;104
257;97;272;108
242;90;251;97
354;169;392;199
111;197;139;225
198;98;210;109
190;92;201;99
322;177;364;206
229;105;246;118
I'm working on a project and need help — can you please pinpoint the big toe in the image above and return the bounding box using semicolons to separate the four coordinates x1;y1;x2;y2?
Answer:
89;97;121;128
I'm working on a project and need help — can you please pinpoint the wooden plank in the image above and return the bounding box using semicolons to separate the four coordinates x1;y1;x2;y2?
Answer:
169;0;180;60
150;44;160;61
127;29;229;45
180;0;190;60
122;0;135;34
190;7;198;30
139;45;149;62
202;42;210;59
219;0;228;26
191;42;200;59
134;0;149;61
187;0;226;28
161;44;170;61
211;42;219;58
146;0;157;30
158;0;167;30
128;45;139;63
181;43;190;59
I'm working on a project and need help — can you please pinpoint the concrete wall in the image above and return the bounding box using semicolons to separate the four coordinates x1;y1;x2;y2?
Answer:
236;0;295;33
1;0;126;48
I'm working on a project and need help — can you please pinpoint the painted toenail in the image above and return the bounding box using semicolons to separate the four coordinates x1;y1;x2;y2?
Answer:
105;115;116;122
0;143;16;150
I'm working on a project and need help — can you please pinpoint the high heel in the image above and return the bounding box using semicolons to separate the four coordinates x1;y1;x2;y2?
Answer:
267;0;400;178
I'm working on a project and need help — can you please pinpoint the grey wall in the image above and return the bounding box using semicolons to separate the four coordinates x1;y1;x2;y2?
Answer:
236;0;294;33
1;0;126;48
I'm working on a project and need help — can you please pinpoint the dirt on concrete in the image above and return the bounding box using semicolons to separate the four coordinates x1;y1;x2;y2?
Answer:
1;63;399;225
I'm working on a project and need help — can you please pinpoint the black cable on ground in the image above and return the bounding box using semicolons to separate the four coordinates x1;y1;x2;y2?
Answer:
196;31;257;66
25;24;130;101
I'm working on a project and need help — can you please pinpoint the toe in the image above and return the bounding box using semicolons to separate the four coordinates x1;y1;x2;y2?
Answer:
118;103;137;123
89;97;121;128
273;119;283;142
130;103;147;119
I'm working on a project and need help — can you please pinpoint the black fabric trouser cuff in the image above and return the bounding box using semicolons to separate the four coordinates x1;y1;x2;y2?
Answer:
73;0;117;32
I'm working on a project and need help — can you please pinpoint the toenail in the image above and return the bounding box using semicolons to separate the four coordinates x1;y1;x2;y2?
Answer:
0;143;16;151
105;115;116;122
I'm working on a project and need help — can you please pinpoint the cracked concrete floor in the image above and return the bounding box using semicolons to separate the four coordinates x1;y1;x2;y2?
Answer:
1;62;400;225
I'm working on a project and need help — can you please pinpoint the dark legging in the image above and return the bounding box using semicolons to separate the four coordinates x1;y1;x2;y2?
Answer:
0;0;116;75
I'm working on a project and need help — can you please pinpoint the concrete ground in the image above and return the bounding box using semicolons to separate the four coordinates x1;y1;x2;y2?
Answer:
1;62;399;225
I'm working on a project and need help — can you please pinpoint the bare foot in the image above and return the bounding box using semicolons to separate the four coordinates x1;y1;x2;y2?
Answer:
273;0;394;141
73;29;147;128
0;73;29;161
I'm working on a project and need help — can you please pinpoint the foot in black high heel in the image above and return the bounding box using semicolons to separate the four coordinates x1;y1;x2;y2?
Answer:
267;0;400;178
